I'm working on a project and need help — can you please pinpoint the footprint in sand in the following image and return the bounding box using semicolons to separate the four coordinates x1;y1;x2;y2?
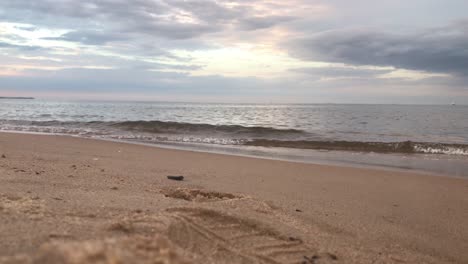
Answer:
2;188;338;264
165;207;339;264
2;206;339;264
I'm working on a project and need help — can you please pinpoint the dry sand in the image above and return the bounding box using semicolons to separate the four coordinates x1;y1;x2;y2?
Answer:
0;132;467;263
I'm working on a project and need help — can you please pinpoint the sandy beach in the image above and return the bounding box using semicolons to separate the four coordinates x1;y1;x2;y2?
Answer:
1;132;467;263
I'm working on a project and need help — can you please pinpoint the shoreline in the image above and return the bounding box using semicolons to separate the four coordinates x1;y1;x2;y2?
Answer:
1;130;467;179
1;132;468;263
98;136;466;179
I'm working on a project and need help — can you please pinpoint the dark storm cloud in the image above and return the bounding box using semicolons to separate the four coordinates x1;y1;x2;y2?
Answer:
286;22;468;75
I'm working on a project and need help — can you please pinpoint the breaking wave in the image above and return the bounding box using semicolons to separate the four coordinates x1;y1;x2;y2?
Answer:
1;120;304;136
245;140;468;155
110;120;304;136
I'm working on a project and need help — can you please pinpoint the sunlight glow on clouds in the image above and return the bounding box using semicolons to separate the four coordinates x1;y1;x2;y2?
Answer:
378;69;451;81
0;0;467;103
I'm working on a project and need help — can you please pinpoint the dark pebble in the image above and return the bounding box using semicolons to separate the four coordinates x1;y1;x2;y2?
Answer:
327;253;338;260
167;175;184;181
303;255;320;263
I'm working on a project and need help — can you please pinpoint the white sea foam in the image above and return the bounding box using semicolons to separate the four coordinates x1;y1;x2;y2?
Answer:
414;145;468;155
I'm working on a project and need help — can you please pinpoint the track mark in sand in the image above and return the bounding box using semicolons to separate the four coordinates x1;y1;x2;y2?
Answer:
0;194;44;218
106;214;168;236
161;188;243;202
166;207;339;264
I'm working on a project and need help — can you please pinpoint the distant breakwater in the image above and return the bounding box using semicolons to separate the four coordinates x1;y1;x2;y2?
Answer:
0;97;35;100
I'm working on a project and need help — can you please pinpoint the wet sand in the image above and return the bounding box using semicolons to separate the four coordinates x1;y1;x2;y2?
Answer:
0;132;467;263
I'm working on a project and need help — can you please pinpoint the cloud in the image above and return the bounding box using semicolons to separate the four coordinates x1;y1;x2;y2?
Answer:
289;66;393;79
14;25;37;31
0;0;168;20
1;1;468;103
238;16;295;31
285;21;468;75
1;0;295;42
128;21;219;40
0;41;44;51
168;0;243;23
44;30;128;45
1;1;215;41
0;67;263;98
3;66;464;103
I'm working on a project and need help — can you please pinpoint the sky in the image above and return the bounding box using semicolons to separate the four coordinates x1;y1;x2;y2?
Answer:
0;0;467;104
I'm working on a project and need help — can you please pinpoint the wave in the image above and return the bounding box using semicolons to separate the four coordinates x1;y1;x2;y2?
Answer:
110;120;304;136
245;140;468;155
1;119;305;137
58;120;306;136
2;119;468;155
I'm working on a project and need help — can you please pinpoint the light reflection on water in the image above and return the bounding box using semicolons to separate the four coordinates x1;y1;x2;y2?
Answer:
1;100;467;143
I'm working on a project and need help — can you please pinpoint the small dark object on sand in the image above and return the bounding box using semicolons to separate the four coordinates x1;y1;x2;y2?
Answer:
303;255;320;263
1;154;6;158
167;175;184;181
327;253;338;260
288;236;302;242
296;209;303;212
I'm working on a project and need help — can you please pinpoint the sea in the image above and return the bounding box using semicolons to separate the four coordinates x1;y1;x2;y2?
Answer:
1;99;467;177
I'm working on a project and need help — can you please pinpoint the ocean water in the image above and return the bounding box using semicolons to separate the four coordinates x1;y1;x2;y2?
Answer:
1;99;467;176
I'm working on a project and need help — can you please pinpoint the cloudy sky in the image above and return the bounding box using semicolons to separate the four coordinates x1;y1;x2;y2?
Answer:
0;0;467;103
